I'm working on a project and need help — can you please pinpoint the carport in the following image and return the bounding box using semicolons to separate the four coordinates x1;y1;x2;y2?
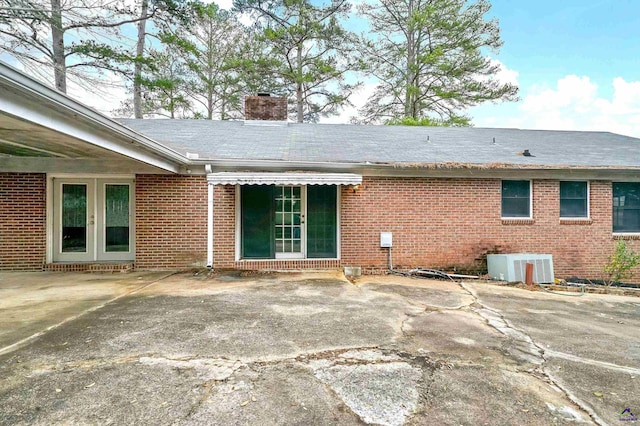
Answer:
0;63;184;270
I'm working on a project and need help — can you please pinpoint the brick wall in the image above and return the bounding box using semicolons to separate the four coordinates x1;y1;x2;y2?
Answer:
213;185;236;269
136;175;207;269
0;173;46;270
340;177;640;279
244;96;287;121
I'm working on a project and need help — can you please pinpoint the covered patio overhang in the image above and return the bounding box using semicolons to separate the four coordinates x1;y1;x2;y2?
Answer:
204;171;362;268
0;62;185;174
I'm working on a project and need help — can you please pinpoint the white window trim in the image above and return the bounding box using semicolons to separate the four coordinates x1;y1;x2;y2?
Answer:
501;180;533;220
234;184;341;261
559;180;590;220
274;186;306;260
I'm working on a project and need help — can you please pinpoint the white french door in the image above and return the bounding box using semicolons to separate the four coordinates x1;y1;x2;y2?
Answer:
274;185;305;259
52;178;134;262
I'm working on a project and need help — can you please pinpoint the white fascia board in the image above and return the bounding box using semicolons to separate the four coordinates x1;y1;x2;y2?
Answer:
0;63;185;172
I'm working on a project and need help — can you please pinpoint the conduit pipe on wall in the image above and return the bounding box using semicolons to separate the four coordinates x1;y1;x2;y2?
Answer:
206;182;214;268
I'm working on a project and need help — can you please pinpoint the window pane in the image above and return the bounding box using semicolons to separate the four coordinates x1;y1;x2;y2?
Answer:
613;183;640;232
560;181;587;218
105;185;130;252
560;181;586;199
62;184;87;252
502;180;529;198
307;185;337;258
275;186;302;254
502;181;530;218
241;185;275;258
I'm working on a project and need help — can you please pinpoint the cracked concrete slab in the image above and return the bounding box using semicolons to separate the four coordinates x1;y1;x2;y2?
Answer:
0;271;170;353
1;271;638;425
312;360;422;426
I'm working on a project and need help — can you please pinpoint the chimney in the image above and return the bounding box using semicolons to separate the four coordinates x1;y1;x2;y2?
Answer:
244;94;287;121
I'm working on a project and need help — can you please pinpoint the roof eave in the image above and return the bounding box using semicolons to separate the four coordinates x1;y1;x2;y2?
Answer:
0;62;187;173
195;158;640;180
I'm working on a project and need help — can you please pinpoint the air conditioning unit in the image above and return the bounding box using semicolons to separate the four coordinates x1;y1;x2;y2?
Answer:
487;254;554;283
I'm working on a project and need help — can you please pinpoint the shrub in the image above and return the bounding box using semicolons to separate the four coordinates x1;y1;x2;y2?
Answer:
604;241;640;285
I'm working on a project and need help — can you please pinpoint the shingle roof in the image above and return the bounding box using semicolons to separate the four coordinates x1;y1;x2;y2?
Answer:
117;119;640;168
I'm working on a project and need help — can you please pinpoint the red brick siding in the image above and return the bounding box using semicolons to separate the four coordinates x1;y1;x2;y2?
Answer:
340;177;640;278
244;96;287;121
213;185;236;269
235;259;340;270
0;173;46;270
136;175;207;269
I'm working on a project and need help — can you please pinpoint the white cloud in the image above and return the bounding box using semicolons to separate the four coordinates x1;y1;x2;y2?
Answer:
210;0;234;10
320;81;377;124
517;75;640;137
489;58;519;87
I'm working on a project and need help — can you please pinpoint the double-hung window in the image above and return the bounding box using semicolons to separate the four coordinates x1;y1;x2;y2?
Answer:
501;180;532;218
613;183;640;233
560;181;588;218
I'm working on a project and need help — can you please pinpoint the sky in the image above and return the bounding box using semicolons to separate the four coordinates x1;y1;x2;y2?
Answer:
323;0;640;137
3;0;640;137
466;0;640;137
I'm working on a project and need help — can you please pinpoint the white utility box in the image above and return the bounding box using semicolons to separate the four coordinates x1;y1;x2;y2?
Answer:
380;232;393;248
487;254;554;283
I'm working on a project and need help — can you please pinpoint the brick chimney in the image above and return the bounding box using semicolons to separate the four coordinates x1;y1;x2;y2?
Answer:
244;94;287;121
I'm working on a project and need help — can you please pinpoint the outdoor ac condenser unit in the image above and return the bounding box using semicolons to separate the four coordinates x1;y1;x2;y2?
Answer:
487;254;554;283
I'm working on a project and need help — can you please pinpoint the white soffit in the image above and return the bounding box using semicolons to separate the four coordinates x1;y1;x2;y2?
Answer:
206;172;362;186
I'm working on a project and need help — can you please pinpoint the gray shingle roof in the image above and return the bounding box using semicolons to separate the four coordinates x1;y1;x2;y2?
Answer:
117;119;640;168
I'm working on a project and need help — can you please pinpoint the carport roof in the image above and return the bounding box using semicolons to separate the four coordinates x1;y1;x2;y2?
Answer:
0;62;185;174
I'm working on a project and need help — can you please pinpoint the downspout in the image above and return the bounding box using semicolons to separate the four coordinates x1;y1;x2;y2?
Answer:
206;165;214;268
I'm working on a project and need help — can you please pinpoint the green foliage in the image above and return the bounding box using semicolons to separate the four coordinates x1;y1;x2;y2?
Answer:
115;49;192;118
233;0;361;122
386;115;471;127
356;0;519;124
604;241;640;285
0;0;188;92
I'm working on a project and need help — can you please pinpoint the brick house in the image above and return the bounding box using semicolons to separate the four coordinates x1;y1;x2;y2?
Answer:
1;63;639;279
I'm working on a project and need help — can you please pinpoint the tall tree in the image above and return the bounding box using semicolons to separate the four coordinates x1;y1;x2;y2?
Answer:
161;3;269;120
356;0;518;124
133;0;150;118
114;48;191;118
234;0;360;123
0;0;173;93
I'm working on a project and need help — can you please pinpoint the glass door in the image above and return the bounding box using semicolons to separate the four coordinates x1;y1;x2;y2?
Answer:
97;182;134;261
53;180;95;262
52;178;134;262
275;186;305;259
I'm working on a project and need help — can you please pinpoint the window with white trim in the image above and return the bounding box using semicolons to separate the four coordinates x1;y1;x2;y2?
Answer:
613;182;640;233
501;180;531;218
560;181;588;218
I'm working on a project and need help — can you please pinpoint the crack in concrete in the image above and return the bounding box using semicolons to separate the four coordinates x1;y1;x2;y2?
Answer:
544;349;640;375
0;272;177;357
458;282;603;425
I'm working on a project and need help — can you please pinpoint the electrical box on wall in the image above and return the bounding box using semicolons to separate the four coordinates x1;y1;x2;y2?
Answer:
380;232;393;248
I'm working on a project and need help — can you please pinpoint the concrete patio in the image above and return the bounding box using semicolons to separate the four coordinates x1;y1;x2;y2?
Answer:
0;271;638;425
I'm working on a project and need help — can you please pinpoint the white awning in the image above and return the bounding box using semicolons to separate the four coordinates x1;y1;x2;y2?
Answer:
206;172;362;186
